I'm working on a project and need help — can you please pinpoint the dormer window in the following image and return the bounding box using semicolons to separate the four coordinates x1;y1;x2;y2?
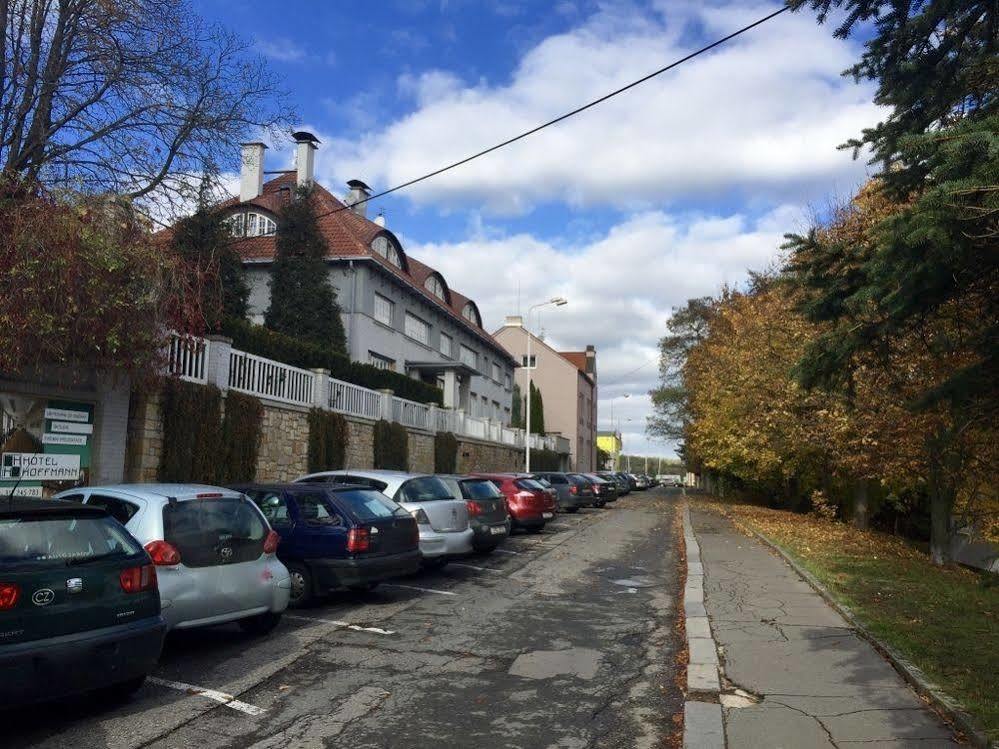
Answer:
371;235;402;268
424;274;446;300
227;211;276;238
462;302;481;327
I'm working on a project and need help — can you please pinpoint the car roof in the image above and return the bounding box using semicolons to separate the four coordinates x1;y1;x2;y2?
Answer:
0;496;108;519
74;484;244;501
229;482;368;493
303;470;431;480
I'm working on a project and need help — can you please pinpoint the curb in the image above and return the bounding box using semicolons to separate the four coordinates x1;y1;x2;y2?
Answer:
682;503;725;749
735;521;991;749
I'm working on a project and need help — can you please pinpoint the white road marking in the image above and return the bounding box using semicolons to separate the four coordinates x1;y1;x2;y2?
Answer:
492;548;521;555
284;614;395;635
382;582;457;596
148;676;265;716
449;562;503;574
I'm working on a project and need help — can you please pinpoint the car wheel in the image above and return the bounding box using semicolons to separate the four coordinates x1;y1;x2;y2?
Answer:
527;526;544;534
239;611;282;636
287;563;313;608
105;676;146;701
564;506;579;514
349;582;379;592
423;557;449;570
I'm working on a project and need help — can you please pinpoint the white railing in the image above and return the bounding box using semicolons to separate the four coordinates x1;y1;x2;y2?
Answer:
329;378;381;420
435;407;457;434
500;427;517;446
166;333;208;383
228;349;314;407
392;396;432;431
463;415;487;440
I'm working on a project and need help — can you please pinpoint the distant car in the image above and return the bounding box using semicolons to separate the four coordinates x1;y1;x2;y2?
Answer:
631;474;650;490
295;470;473;568
436;475;511;553
231;483;421;606
55;484;291;634
583;473;619;503
0;497;166;707
531;472;588;513
474;473;557;532
599;472;631;495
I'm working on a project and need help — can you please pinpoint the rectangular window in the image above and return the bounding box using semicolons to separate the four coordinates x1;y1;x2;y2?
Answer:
368;351;395;371
373;293;394;326
521;354;537;368
404;312;430;344
492;400;501;420
459;345;478;370
440;333;452;357
492;362;501;382
504;373;511;389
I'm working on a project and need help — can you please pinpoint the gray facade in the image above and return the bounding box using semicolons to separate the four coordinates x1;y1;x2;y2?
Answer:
245;259;514;422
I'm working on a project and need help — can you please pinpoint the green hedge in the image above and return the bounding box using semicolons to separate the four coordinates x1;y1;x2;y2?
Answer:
530;448;563;472
374;419;408;471
223;317;443;406
220;391;263;483
434;431;458;474
308;408;348;473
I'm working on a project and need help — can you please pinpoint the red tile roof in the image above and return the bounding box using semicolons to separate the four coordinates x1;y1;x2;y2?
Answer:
558;350;594;384
220;174;514;363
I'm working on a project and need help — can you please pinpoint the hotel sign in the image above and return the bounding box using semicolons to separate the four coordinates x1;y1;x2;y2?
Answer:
1;453;82;481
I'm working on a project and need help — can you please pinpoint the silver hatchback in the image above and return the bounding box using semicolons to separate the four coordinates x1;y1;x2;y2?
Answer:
55;484;291;633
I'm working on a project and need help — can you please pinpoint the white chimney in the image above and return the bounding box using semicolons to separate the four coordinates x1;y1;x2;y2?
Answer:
346;179;372;218
373;211;386;227
504;315;524;327
293;130;319;188
239;142;267;201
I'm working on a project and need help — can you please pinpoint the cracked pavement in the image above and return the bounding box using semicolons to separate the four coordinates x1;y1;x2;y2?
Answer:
690;507;963;748
6;492;684;749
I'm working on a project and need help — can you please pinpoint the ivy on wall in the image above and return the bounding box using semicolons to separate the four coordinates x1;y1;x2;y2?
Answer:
308;408;348;473
434;431;458;474
219;391;263;483
374;419;408;471
530;448;563;472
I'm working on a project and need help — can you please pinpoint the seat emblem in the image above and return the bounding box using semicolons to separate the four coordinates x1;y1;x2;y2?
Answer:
66;578;83;594
32;588;55;606
220;546;233;560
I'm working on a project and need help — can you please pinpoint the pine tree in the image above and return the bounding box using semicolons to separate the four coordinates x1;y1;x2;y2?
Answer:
529;381;545;435
511;383;524;428
265;187;347;353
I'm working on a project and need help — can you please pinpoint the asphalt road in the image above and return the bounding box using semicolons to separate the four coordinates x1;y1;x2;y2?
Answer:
8;489;685;749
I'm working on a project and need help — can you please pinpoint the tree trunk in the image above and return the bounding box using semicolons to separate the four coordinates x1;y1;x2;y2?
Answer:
929;479;954;566
853;479;869;531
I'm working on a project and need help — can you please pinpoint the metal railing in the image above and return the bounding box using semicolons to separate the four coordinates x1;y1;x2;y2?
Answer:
228;349;314;407
166;333;208;383
329;379;381;420
392;396;432;431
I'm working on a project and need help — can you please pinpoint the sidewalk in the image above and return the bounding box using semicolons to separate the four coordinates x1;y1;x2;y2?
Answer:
687;505;962;748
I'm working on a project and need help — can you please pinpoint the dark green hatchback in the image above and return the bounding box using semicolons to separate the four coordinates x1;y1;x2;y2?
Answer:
0;497;166;706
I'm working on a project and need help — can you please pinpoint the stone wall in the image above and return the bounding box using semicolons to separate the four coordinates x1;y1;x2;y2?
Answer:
408;431;435;473
345;419;374;471
255;405;309;481
455;437;523;473
124;391;162;483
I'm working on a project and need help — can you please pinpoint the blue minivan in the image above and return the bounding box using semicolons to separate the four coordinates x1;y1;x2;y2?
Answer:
231;484;421;606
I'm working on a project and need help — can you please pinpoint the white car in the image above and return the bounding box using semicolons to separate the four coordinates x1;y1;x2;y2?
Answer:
55;484;291;633
295;470;473;567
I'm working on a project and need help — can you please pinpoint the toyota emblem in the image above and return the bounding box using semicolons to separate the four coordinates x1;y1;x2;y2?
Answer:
31;588;55;606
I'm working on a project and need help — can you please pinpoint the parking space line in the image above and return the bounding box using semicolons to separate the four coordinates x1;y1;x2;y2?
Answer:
382;582;457;596
449;562;503;574
284;614;395;635
147;676;265;716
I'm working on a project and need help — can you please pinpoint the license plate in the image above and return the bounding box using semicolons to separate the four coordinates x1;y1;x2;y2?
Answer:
490;525;505;535
542;512;554;519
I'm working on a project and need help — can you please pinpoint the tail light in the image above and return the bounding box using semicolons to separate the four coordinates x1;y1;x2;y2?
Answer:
466;500;482;517
119;564;157;593
0;583;20;610
409;519;420;545
411;508;431;524
145;540;181;566
569;485;578;495
196;492;223;499
263;530;280;554
347;527;370;553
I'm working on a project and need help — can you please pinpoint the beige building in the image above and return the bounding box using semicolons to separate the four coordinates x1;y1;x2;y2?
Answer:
493;317;597;471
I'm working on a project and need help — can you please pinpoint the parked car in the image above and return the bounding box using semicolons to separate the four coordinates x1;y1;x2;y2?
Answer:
474;473;557;532
583;473;619;503
565;473;605;507
54;484;291;634
436;475;511;553
295;471;473;568
0;497;166;707
531;472;589;513
599;471;631;495
528;475;560;507
631;474;650;490
231;483;421;606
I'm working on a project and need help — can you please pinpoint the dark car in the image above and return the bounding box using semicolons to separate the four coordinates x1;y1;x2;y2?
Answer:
531;472;588;513
0;497;165;707
233;484;421;606
474;473;556;532
437;475;511;553
583;473;619;503
599;471;630;495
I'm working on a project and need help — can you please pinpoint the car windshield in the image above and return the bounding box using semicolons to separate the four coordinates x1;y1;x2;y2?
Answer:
568;475;589;486
335;489;409;521
460;479;503;499
0;515;141;567
515;479;546;492
397;476;454;503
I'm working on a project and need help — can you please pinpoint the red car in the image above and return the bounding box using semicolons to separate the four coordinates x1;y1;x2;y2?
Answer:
474;473;556;533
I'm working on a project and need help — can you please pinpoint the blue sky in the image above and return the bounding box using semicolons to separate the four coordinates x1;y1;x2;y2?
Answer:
198;0;878;458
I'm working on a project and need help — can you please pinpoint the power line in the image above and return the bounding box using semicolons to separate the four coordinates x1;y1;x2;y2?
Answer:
318;5;790;221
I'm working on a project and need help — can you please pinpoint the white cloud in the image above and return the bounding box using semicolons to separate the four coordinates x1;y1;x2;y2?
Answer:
324;1;878;215
254;36;311;63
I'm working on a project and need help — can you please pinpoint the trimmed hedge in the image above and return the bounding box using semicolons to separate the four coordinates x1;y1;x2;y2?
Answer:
220;391;263;483
434;431;458;474
308;408;348;473
530;448;563;472
223;317;443;406
159;379;223;483
374;419;408;471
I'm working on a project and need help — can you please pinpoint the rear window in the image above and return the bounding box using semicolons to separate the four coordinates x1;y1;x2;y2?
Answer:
163;496;266;568
0;515;142;567
568;475;590;486
460;479;503;500
544;474;568;485
397;477;454;503
515;479;546;492
332;489;408;521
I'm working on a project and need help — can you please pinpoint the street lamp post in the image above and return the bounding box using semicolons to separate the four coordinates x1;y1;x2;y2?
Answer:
525;296;568;472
